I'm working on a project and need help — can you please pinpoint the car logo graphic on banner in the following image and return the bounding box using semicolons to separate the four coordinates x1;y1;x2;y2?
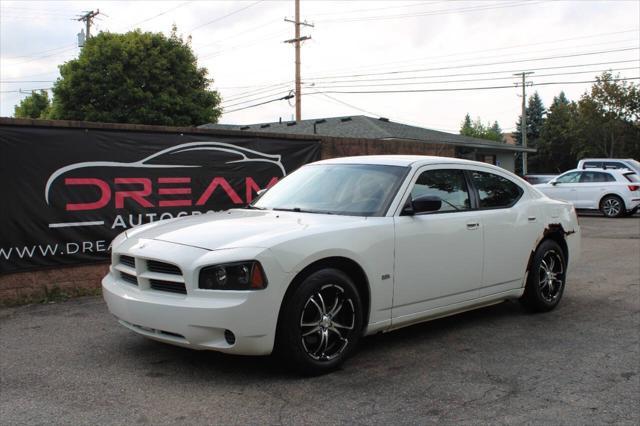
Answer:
43;141;287;230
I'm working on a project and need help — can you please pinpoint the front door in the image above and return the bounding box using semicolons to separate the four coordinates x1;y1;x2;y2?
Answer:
392;167;483;324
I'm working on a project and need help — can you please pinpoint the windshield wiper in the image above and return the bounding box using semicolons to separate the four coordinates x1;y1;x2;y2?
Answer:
243;205;266;210
272;207;334;215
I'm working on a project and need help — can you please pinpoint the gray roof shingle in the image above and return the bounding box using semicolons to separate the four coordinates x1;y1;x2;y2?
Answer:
199;115;534;152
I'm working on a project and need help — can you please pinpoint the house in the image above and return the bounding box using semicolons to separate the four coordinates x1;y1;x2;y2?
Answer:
200;115;535;172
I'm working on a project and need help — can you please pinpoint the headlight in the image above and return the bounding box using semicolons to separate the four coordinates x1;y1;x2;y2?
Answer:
199;261;268;290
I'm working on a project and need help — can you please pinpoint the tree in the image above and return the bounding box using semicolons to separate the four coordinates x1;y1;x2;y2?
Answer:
460;113;474;137
515;91;547;173
459;114;503;142
50;27;221;126
537;92;579;173
574;72;639;159
13;90;51;119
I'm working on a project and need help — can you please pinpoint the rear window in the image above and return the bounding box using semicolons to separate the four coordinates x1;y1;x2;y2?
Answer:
624;173;640;183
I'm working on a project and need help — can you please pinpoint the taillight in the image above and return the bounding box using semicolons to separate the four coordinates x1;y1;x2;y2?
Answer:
628;185;640;191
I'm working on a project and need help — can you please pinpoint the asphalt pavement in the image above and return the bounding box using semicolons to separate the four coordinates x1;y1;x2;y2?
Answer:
1;216;639;425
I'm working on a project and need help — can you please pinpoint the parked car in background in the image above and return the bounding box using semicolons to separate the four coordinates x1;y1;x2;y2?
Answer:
103;155;581;374
577;158;640;174
524;174;558;185
535;168;640;217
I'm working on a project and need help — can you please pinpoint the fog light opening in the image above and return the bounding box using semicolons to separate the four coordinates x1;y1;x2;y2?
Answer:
224;329;236;345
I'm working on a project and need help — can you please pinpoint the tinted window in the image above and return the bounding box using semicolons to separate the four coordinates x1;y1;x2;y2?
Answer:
556;171;581;183
580;172;615;183
583;161;602;169
604;162;626;169
471;171;523;208
411;169;470;212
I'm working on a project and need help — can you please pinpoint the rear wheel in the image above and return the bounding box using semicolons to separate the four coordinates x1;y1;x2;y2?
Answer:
276;268;363;375
521;239;567;312
600;195;624;218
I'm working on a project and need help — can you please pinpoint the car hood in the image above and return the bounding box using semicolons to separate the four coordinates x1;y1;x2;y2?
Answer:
124;209;368;251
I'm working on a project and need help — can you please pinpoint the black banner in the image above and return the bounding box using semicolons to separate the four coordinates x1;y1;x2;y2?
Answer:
0;125;321;273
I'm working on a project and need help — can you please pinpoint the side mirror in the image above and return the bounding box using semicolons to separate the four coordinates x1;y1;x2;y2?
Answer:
402;195;442;215
551;180;558;186
256;188;268;196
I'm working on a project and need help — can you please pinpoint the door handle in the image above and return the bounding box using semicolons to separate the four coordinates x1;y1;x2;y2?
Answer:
528;216;536;222
466;222;480;230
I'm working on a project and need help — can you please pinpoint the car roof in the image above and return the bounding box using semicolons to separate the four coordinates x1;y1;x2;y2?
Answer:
563;168;634;175
579;158;635;162
314;155;496;169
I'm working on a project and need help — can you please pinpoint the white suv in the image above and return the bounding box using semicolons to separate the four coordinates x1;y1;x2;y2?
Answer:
577;158;640;174
535;168;640;217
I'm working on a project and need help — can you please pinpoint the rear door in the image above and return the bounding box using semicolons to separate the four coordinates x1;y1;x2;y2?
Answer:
578;171;616;209
469;169;543;296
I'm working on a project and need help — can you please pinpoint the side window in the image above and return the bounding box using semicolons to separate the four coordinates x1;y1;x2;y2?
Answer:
583;161;602;169
580;172;615;183
411;169;471;212
556;171;581;183
471;171;523;209
604;162;625;170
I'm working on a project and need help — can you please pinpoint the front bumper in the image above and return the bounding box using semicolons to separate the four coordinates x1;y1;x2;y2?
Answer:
102;242;289;356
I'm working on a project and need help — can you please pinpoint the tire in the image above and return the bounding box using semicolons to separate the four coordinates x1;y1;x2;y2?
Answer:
600;195;625;218
520;239;567;312
276;268;363;375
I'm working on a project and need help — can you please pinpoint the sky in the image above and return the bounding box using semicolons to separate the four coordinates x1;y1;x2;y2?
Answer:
1;0;639;133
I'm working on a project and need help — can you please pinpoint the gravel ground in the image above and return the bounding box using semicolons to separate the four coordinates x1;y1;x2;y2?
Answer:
1;216;639;425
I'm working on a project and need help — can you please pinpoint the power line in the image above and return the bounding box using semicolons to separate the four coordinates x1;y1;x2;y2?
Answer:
303;59;638;85
303;77;640;95
188;0;266;33
222;90;293;109
223;92;294;114
129;1;193;28
305;47;640;81
317;1;543;24
310;1;443;17
304;29;639;78
304;67;639;90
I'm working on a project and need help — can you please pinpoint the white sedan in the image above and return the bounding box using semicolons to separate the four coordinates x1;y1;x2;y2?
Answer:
535;168;640;218
103;155;580;374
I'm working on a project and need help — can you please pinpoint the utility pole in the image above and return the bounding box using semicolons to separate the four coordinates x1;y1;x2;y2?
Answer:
514;71;533;175
284;0;313;121
77;10;100;40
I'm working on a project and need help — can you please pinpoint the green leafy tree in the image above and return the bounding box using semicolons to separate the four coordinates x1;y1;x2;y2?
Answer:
50;27;221;126
460;113;474;137
13;90;51;119
459;114;503;142
574;72;639;159
537;92;579;173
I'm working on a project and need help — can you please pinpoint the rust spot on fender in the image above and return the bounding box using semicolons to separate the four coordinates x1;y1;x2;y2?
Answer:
526;223;576;273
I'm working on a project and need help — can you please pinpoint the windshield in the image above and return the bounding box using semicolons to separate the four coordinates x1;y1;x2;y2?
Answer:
252;163;408;216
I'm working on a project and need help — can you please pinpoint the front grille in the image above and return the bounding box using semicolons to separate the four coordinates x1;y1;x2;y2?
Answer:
120;272;138;286
120;255;135;268
148;260;181;275
150;279;186;295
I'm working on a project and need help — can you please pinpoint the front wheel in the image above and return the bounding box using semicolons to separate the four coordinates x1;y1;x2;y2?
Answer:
600;195;625;218
276;268;363;375
520;239;567;312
